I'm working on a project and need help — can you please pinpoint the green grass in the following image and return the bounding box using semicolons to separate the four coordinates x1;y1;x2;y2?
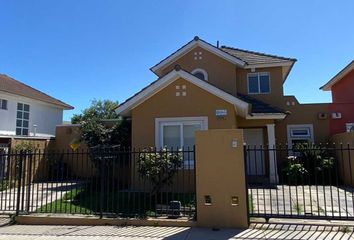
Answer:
37;187;196;218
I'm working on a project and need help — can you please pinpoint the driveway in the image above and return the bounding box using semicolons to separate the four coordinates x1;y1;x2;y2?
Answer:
0;223;352;239
249;185;354;217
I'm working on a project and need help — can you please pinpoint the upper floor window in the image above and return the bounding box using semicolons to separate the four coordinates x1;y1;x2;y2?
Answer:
191;68;208;81
0;99;7;110
247;72;270;94
16;103;30;136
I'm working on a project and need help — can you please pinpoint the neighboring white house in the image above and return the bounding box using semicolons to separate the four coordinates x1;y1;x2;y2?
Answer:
0;74;73;141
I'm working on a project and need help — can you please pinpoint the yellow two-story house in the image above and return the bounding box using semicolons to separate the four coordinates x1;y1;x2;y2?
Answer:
116;37;330;183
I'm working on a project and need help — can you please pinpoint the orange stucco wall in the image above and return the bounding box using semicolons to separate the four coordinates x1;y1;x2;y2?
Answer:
131;78;238;148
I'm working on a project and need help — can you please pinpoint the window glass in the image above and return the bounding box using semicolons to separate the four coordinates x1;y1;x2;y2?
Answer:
24;104;30;112
163;125;181;148
259;74;270;93
248;75;259;93
183;124;201;149
0;99;7;110
17;103;23;110
291;129;310;137
16;102;30;136
193;72;205;80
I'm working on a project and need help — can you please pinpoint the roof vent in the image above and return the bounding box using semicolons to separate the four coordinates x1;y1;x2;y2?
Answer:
194;36;199;41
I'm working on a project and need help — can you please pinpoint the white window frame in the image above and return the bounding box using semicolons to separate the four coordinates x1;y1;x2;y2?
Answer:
191;68;208;81
287;124;314;147
0;99;7;110
155;117;208;148
155;117;208;168
16;103;30;136
247;72;271;94
346;123;354;132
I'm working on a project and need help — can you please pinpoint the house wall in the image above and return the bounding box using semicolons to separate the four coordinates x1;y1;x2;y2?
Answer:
160;46;238;96
331;132;354;186
329;103;354;134
331;69;354;103
327;69;354;135
275;96;330;144
236;67;285;108
131;78;238;148
0;92;64;137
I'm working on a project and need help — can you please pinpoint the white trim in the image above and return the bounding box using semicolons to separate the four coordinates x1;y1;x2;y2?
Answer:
246;113;286;120
116;69;249;117
244;61;293;69
247;72;271;94
154;116;208;148
150;38;245;75
191;68;208;81
321;61;354;91
287;124;314;146
266;124;278;183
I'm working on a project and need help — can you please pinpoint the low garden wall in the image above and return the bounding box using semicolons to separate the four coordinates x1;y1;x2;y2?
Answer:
331;132;354;186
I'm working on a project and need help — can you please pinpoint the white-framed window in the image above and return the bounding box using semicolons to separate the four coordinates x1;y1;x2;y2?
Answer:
0;99;7;110
287;124;314;146
16;103;30;136
346;123;354;132
247;72;270;94
155;117;208;168
191;68;208;81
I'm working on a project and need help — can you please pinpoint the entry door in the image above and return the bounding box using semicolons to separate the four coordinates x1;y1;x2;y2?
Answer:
243;128;265;175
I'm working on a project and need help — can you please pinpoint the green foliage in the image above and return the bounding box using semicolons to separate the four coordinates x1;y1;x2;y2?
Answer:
138;148;183;194
14;141;37;152
283;143;335;185
71;99;119;124
284;156;308;184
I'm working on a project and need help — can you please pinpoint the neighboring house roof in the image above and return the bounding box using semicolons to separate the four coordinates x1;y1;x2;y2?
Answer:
0;74;73;109
236;93;286;118
150;36;246;75
116;68;286;120
221;46;297;67
320;60;354;91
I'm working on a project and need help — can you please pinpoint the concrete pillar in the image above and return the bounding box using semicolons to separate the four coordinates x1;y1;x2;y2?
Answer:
195;129;248;229
266;124;278;184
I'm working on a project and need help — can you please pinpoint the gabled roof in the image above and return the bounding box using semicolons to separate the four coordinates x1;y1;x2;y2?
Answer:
320;60;354;91
221;46;296;67
0;74;73;109
116;68;250;117
150;36;246;75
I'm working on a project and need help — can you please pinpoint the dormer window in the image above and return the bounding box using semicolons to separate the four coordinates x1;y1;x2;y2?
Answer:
191;68;208;81
248;72;270;94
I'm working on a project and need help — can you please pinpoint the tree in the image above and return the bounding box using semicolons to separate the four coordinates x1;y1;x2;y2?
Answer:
71;99;131;170
71;99;131;148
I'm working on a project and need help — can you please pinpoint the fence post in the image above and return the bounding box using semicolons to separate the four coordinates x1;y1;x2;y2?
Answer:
26;151;33;213
99;149;104;219
15;151;24;216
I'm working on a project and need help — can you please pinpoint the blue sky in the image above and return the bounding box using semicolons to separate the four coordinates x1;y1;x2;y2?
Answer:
0;0;353;121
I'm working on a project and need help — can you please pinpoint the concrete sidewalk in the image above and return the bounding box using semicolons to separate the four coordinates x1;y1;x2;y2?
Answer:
0;223;352;239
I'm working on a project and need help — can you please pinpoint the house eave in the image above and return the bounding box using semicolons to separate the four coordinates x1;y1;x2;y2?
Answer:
150;37;246;75
245;113;287;120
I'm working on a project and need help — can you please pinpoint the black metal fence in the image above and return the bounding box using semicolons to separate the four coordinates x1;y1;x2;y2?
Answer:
245;143;354;220
0;147;196;219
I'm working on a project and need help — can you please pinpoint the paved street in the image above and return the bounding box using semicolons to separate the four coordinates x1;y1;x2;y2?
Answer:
249;185;354;217
0;223;352;239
